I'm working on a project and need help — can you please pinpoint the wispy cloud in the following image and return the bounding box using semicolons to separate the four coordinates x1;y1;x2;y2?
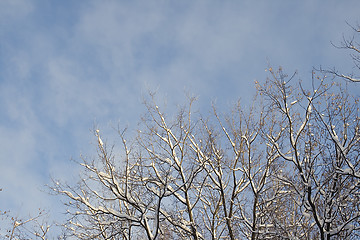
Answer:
0;0;359;225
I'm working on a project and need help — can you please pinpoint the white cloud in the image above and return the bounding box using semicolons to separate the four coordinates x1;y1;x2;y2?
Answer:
0;0;359;230
0;87;47;213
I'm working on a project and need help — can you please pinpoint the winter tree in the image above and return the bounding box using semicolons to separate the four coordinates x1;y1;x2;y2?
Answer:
0;208;51;240
257;68;360;239
53;67;360;239
323;22;360;83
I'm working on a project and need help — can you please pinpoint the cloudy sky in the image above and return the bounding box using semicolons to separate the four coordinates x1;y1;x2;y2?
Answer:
1;0;359;226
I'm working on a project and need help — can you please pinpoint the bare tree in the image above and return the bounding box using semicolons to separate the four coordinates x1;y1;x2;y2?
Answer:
323;22;360;82
54;97;209;239
0;208;51;240
207;99;291;239
258;67;360;239
53;68;359;239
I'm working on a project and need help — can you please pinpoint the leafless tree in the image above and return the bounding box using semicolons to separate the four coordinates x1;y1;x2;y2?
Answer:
53;68;359;239
53;94;280;239
54;97;208;239
322;22;360;82
207;99;291;239
258;67;360;239
0;208;51;240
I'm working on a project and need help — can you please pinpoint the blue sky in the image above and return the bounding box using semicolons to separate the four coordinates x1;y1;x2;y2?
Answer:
1;0;359;224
